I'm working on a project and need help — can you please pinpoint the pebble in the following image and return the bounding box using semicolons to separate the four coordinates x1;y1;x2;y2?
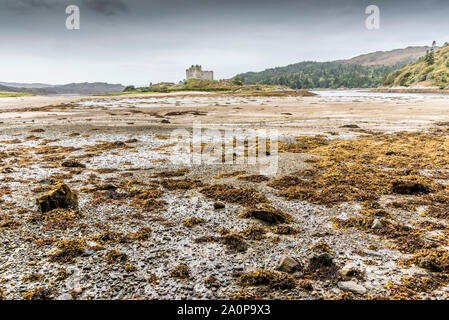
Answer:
337;281;367;295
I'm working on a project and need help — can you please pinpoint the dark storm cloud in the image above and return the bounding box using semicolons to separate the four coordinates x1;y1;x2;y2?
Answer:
82;0;129;16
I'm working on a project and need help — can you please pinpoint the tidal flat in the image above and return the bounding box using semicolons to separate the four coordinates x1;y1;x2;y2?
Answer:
1;90;449;300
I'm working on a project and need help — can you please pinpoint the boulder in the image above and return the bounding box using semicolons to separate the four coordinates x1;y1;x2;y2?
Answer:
36;183;78;213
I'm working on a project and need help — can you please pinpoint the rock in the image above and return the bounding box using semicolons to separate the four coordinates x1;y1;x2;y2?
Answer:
392;180;430;195
57;293;73;300
244;208;288;224
371;219;383;229
363;249;383;257
309;253;334;269
1;167;14;173
337;281;367;295
38;179;54;185
72;288;83;294
61;160;86;168
340;124;360;129
340;264;359;277
36;183;78;213
161;119;170;124
276;256;300;273
213;202;225;209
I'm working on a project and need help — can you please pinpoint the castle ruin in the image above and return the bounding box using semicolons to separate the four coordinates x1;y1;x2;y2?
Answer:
186;65;214;81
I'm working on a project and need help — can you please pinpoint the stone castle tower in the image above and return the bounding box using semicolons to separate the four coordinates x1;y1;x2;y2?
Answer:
186;65;214;81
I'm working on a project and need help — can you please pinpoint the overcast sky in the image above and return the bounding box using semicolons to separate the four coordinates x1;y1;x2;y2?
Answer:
0;0;448;85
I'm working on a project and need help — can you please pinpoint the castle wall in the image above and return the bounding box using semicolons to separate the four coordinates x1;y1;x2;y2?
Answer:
186;67;214;81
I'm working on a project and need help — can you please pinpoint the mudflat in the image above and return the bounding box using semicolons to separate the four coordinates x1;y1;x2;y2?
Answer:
1;91;449;300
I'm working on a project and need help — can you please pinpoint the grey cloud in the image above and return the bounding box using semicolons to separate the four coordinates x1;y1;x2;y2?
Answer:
83;0;128;16
9;0;57;13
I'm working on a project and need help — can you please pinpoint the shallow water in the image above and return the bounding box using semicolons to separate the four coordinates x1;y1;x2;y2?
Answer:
312;89;449;100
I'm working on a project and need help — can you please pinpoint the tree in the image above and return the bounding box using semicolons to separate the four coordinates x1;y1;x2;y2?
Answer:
424;50;435;65
123;85;135;92
233;76;245;85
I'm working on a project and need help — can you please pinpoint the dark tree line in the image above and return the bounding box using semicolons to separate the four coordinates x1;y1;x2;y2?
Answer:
237;61;403;89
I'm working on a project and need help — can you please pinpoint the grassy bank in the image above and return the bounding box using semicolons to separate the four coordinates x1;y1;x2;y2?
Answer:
370;88;449;94
0;92;34;97
111;79;316;97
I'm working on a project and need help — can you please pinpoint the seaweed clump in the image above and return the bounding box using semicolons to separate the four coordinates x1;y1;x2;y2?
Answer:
183;217;205;228
105;249;128;264
241;226;266;240
200;184;269;207
238;270;296;289
222;233;248;253
385;274;449;300
23;287;54;300
49;239;86;263
170;263;191;279
271;132;444;207
401;249;449;272
331;216;432;253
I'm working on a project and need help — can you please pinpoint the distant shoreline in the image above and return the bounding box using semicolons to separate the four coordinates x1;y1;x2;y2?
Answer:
370;88;449;94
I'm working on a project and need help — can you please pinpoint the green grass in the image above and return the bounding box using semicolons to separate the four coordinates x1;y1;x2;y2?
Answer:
0;92;34;97
384;44;449;88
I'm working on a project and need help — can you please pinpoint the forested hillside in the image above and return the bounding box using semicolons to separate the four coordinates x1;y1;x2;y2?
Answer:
236;62;401;89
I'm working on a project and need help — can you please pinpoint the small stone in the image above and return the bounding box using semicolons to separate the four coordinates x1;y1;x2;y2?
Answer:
340;264;359;277
276;256;300;273
213;202;225;209
371;219;383;229
61;160;86;168
57;293;73;300
72;287;83;294
337;281;367;295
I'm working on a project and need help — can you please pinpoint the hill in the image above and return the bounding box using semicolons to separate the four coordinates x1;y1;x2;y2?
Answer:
0;82;124;95
342;46;431;66
0;81;53;89
383;44;449;88
236;46;430;89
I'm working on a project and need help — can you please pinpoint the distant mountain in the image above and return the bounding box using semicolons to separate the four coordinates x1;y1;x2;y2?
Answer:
236;46;431;89
50;82;125;95
341;46;431;67
383;44;449;89
0;82;125;95
0;82;53;89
